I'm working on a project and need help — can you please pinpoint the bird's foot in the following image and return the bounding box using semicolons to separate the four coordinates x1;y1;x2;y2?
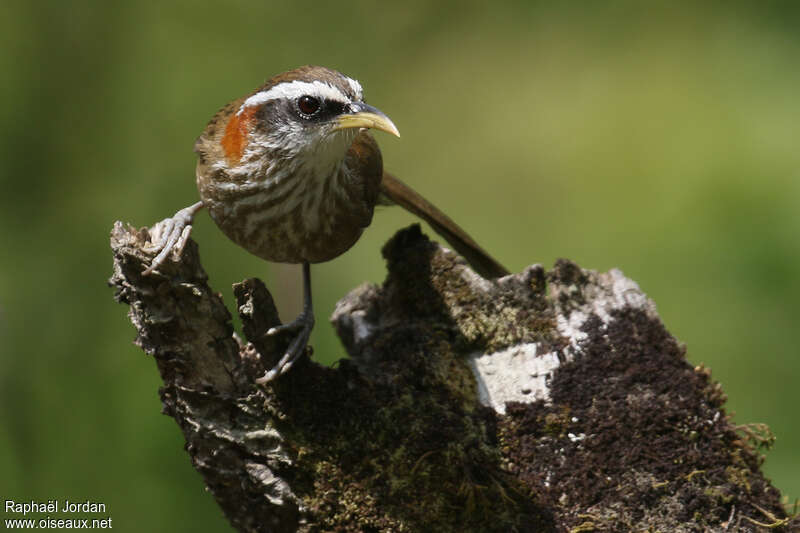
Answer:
143;201;204;275
256;311;315;384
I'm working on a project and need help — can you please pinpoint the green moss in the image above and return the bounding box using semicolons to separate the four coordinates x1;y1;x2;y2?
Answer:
703;486;734;505
542;408;572;437
725;465;753;493
268;330;546;531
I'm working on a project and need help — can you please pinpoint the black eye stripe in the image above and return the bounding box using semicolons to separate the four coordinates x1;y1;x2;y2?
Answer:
325;100;345;115
294;96;348;122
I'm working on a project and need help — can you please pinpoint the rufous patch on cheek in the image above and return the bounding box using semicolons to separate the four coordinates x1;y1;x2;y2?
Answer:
221;106;258;165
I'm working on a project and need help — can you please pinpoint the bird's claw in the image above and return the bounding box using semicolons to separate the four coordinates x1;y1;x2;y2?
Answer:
266;314;307;337
143;201;204;275
257;312;315;384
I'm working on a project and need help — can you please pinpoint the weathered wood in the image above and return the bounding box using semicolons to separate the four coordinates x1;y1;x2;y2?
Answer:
109;221;797;532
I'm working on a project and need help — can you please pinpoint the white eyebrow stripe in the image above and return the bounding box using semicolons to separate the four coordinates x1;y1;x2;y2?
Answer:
346;77;363;100
239;80;350;114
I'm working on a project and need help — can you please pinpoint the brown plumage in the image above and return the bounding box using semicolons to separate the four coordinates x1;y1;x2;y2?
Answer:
146;66;508;382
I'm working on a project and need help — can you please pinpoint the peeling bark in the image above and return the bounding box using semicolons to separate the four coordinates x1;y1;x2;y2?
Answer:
109;221;797;533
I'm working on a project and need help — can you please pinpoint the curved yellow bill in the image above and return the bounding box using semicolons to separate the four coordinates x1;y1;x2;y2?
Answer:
333;102;400;138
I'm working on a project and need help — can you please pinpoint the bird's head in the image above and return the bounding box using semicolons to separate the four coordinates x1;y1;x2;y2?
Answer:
211;66;399;178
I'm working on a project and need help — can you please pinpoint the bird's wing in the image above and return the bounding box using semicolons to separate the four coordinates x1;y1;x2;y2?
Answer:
379;172;510;279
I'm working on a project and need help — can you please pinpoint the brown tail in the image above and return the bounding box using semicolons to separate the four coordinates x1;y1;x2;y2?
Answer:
379;172;510;279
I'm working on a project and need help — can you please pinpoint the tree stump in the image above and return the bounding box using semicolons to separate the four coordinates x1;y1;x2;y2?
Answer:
109;221;796;532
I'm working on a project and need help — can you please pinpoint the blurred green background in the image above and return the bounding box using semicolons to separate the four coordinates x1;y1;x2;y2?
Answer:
1;1;798;530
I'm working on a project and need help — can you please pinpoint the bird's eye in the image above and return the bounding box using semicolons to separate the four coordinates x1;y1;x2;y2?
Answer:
297;95;321;115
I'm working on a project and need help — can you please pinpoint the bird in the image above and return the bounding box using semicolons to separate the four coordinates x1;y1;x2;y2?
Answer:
144;65;509;383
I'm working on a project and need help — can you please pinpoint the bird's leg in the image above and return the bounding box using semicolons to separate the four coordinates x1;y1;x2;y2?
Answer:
256;262;315;384
143;201;205;275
